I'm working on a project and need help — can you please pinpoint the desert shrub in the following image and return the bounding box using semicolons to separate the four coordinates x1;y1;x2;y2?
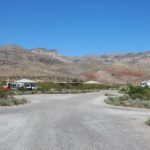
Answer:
143;102;150;109
18;87;27;92
12;98;28;105
0;88;28;106
105;85;150;108
127;85;150;100
119;87;128;94
0;89;8;98
38;82;53;91
37;82;110;93
146;119;150;126
105;95;150;108
0;98;13;106
118;95;130;101
0;97;28;106
8;89;16;95
0;80;6;87
104;98;112;105
127;99;144;108
105;93;117;96
128;85;144;95
105;97;122;106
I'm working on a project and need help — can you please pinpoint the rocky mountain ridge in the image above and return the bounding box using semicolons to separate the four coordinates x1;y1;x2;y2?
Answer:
0;44;150;84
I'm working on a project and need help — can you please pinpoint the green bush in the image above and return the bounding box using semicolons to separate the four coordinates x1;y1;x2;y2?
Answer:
127;85;150;100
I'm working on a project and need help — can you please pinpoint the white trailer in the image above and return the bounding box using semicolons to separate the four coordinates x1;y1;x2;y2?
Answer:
140;80;150;87
7;79;38;90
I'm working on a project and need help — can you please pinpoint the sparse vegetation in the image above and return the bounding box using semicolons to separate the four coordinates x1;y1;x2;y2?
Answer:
105;85;150;109
127;85;150;100
0;89;28;106
37;82;121;94
105;95;130;106
2;82;122;95
0;97;28;106
146;119;150;126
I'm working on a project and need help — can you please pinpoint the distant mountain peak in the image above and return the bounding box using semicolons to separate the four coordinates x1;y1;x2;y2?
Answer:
31;48;58;52
0;44;24;49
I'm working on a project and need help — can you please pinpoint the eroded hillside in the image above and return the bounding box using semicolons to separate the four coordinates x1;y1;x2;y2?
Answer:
0;44;150;84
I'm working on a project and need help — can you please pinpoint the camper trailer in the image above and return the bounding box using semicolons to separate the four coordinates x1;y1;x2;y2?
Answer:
7;79;38;90
140;80;150;87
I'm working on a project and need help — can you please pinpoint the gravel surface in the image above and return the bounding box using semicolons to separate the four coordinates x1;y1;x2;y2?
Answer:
0;90;150;150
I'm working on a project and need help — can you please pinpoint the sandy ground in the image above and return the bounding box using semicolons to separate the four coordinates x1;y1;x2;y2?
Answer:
0;90;150;150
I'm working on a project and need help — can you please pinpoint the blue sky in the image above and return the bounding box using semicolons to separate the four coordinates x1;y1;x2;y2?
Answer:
0;0;150;56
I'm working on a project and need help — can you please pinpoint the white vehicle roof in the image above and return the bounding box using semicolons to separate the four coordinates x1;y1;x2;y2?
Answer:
15;79;36;83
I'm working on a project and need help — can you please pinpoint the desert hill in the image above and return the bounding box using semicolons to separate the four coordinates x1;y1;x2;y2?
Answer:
0;44;150;84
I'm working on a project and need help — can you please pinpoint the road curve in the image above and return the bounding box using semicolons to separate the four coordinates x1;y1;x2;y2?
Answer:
0;91;150;150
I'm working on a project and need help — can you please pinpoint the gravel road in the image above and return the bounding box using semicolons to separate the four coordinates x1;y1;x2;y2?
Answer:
0;91;150;150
